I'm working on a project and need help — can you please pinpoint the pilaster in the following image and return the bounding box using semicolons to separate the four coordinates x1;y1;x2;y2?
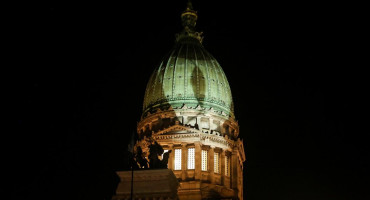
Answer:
168;144;174;171
181;143;187;180
183;115;188;125
221;150;225;185
196;116;202;130
209;147;214;183
231;148;239;190
194;141;201;180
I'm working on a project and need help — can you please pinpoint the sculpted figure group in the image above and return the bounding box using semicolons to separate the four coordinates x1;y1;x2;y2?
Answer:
133;140;171;169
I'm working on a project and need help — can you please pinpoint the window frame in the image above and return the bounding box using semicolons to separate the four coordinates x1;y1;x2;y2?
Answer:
225;155;230;176
187;147;195;170
174;148;182;170
201;149;208;171
214;152;220;174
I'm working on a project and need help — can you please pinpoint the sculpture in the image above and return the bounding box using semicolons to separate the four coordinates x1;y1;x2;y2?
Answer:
135;146;148;169
131;140;172;169
160;150;172;169
148;140;164;169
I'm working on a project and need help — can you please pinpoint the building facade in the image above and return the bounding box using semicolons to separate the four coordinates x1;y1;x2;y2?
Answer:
134;2;245;200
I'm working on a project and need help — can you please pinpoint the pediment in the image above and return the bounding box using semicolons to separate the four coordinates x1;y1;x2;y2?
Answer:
153;124;201;136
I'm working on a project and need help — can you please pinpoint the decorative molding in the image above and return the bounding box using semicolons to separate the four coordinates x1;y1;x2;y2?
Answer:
180;104;188;109
146;124;237;149
137;107;236;132
156;124;190;135
236;138;246;162
143;98;232;117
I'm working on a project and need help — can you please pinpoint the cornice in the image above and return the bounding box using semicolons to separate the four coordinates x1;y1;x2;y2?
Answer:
137;104;238;132
143;124;239;150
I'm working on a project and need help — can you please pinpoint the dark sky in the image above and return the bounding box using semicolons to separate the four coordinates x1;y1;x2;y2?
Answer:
8;1;366;200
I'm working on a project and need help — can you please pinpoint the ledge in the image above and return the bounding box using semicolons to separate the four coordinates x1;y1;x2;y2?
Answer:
113;169;179;200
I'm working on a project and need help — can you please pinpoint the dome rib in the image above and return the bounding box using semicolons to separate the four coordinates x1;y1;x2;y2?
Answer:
192;44;199;97
198;46;211;102
141;2;234;118
142;38;234;118
184;44;188;97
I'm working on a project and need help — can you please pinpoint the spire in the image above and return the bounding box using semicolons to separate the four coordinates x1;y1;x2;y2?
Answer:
186;0;194;10
181;1;198;30
176;1;204;43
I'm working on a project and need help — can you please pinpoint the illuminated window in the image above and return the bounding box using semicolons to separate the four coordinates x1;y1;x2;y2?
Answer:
174;149;182;170
225;155;230;176
201;150;208;171
187;148;195;169
214;152;220;173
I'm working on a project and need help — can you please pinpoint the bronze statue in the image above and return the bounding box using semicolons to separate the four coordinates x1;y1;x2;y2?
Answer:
160;150;172;169
135;146;148;169
148;141;164;169
133;140;171;169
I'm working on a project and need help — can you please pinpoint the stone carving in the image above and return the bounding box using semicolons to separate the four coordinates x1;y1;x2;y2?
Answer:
202;129;210;134
212;130;220;136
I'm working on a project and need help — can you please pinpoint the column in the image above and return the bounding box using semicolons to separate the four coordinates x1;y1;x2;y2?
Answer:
196;116;202;130
194;141;201;180
220;122;225;135
209;147;214;183
183;116;188;125
168;144;174;170
231;148;238;190
181;143;187;180
221;150;225;185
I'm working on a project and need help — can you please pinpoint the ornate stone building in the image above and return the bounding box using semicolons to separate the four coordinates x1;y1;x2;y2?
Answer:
122;2;245;200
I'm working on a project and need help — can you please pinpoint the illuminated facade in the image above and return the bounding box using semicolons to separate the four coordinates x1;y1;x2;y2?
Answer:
132;2;245;200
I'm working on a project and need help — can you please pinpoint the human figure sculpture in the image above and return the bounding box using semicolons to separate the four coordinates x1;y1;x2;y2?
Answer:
160;150;172;169
135;146;148;169
133;140;171;169
148;141;164;169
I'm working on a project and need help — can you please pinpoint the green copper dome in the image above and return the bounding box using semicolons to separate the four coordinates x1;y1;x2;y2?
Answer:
142;3;234;118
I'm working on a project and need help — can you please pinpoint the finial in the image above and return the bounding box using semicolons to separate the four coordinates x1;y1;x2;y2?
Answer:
186;0;194;10
181;1;198;30
176;1;204;43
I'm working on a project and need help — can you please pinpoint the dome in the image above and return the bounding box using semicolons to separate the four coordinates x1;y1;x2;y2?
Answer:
135;4;245;200
141;1;235;121
142;36;234;118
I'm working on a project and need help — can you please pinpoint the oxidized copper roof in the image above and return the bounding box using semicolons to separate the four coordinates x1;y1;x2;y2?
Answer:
142;36;234;118
142;2;234;119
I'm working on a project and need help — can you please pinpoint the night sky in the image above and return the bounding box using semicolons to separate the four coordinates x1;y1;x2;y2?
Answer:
8;1;367;200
